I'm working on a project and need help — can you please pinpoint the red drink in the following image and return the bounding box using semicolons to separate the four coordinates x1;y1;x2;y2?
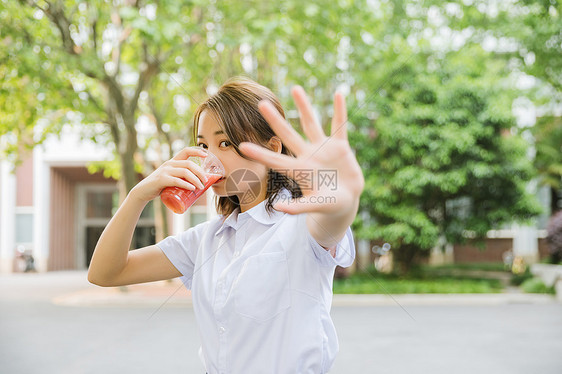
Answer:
161;173;223;214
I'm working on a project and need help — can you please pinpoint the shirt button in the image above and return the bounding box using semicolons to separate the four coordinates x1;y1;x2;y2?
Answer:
219;326;226;334
233;251;240;258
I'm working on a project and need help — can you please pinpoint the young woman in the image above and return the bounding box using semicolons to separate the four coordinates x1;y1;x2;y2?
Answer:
88;77;365;373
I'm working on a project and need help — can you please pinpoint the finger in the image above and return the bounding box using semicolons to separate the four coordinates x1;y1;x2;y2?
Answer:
292;86;326;143
172;146;208;160
170;167;205;189
165;176;196;191
239;142;300;171
170;159;208;185
330;91;348;141
258;100;307;155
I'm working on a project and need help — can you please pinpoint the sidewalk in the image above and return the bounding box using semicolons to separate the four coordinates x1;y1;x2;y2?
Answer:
28;271;557;308
52;277;193;307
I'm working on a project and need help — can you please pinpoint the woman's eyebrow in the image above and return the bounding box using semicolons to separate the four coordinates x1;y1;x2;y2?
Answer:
197;130;224;139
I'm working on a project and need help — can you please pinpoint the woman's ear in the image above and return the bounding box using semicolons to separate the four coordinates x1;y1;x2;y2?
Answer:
268;136;283;154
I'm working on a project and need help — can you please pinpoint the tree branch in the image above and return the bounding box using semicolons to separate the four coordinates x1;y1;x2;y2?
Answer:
84;87;104;114
103;75;126;118
92;18;98;56
148;89;173;159
128;42;159;117
21;0;108;82
39;0;78;55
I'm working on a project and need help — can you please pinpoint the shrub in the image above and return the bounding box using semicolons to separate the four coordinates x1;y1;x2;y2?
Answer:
520;277;556;294
546;211;562;264
510;268;533;286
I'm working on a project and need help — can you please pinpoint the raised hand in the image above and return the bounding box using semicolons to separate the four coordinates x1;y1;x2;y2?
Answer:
239;86;364;217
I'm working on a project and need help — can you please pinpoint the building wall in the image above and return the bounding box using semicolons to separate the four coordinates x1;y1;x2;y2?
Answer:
454;237;552;263
539;238;553;259
0;159;16;273
0;153;35;272
48;168;76;271
354;236;550;273
15;155;33;207
453;239;513;263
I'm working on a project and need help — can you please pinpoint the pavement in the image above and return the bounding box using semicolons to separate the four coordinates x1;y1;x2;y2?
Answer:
1;271;562;374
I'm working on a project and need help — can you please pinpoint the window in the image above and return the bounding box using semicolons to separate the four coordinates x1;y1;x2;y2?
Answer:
80;185;156;268
190;212;208;227
15;213;33;244
86;191;116;218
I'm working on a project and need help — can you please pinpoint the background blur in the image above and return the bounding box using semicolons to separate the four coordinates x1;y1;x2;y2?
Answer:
1;1;562;373
1;0;561;275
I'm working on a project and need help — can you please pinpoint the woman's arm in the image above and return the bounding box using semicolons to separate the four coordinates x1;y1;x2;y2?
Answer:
87;192;149;285
87;147;209;287
306;198;359;256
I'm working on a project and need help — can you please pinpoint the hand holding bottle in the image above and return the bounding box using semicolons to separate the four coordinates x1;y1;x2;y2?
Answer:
160;147;225;214
129;147;221;209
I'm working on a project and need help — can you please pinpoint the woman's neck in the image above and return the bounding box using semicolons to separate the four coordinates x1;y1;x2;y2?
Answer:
239;182;268;213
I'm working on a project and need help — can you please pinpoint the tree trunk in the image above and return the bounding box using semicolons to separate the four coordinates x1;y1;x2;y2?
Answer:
122;131;139;193
551;186;561;215
393;244;420;275
153;198;169;242
148;94;174;241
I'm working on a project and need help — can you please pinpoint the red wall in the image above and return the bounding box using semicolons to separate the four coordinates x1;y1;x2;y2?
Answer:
15;154;33;207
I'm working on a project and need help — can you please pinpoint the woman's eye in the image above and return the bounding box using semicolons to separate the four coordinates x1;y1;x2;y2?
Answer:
197;143;207;149
219;140;231;148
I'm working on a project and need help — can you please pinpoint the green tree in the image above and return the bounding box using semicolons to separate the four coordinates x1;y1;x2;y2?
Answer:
532;115;562;213
1;0;544;273
510;0;562;214
351;45;542;272
1;0;355;240
340;0;545;273
0;0;216;239
449;0;562;213
3;0;216;194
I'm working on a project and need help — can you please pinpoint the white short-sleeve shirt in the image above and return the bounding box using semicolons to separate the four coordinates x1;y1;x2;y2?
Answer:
156;189;355;374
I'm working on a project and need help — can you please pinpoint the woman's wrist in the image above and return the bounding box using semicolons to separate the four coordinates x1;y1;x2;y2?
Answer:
126;187;151;208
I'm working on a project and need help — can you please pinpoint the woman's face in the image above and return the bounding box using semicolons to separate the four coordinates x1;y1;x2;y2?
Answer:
196;110;269;199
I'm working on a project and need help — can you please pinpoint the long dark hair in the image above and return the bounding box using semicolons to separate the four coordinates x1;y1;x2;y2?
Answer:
192;77;302;216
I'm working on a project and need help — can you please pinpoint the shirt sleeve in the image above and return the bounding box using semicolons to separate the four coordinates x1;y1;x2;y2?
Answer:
307;225;356;268
155;221;209;289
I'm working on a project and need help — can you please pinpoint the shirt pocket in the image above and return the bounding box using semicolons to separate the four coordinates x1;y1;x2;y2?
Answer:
233;251;290;323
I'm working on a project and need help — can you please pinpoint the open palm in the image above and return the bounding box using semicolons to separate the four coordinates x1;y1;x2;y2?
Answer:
239;86;364;215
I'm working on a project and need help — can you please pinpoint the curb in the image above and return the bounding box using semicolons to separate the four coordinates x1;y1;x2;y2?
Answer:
331;293;559;306
51;282;560;307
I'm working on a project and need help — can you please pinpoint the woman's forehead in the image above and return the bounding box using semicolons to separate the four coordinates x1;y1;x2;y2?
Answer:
197;110;222;137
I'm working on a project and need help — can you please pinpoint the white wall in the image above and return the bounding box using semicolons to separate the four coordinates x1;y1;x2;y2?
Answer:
0;159;16;273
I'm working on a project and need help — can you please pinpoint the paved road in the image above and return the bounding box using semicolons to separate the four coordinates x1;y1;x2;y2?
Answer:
1;271;561;374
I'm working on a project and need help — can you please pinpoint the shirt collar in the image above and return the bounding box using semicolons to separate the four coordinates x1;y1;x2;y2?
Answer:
215;188;291;236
